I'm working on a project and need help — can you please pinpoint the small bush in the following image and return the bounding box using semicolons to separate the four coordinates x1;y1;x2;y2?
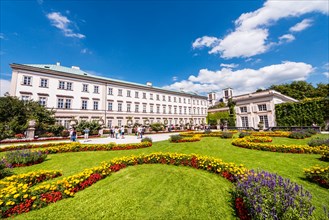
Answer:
0;159;12;179
141;137;153;143
5;149;47;167
239;132;251;138
61;130;70;137
103;129;110;134
308;138;329;147
170;134;183;142
289;131;309;139
306;128;317;135
204;130;212;134
14;134;25;139
221;132;233;139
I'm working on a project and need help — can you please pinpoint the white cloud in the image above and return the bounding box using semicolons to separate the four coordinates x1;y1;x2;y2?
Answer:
0;79;11;97
46;12;85;39
192;36;219;49
0;33;4;39
290;19;313;32
209;29;269;58
193;1;328;58
172;76;178;81
220;63;239;68
323;72;329;78
36;0;43;5
279;34;295;43
81;48;92;54
163;61;313;96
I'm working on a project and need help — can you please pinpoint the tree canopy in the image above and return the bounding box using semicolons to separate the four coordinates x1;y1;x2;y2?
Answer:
0;96;56;140
269;81;329;100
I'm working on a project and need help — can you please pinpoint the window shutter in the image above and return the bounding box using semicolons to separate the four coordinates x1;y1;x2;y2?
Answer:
247;106;251;113
253;105;258;112
266;103;271;111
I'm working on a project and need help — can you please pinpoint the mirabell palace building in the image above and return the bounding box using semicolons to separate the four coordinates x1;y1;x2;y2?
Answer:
9;63;208;128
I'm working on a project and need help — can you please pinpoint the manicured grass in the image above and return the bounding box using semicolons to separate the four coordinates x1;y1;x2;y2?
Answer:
16;165;235;220
3;134;329;219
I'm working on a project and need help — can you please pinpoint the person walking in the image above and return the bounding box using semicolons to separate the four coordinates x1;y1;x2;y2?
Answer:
70;128;77;142
83;127;90;141
115;127;119;139
120;126;125;139
110;127;114;138
137;126;141;139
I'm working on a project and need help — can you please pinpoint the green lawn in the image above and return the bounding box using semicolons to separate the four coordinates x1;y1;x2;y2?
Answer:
3;134;329;219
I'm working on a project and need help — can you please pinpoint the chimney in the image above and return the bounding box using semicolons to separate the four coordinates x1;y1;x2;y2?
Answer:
56;62;60;66
146;82;152;87
71;66;80;70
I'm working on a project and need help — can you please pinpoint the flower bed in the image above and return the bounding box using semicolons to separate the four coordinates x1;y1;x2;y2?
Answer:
170;136;201;143
304;165;329;188
0;142;152;154
243;136;272;143
0;135;100;145
250;131;291;137
0;153;246;217
232;138;329;154
321;152;329;162
3;150;47;168
234;170;315;220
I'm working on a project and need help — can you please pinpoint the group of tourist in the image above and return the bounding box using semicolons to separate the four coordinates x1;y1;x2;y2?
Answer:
69;127;90;142
109;126;125;139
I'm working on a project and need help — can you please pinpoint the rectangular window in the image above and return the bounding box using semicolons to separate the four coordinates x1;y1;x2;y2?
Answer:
184;107;187;115
108;120;112;128
39;97;46;106
118;89;123;96
156;105;160;113
93;101;99;110
174;97;176;102
82;100;88;110
66;82;72;90
65;99;71;109
183;98;186;103
135;91;139;98
240;106;247;113
163;105;166;114
40;78;48;88
135;104;139;112
108;102;113;111
82;84;88;92
59;81;65;89
150;105;154;113
169;106;172;114
143;104;147;113
150;93;153;100
21;95;30;103
108;88;113;95
174;106;177;114
163;95;166;101
188;107;191;114
168;96;171;102
23;76;32;85
94;86;99;93
259;115;269;128
179;98;181;103
188;99;190;104
118;103;122;112
143;93;146;99
118;120;122;127
258;104;267;111
57;98;64;108
241;116;249;127
127;90;131;97
179;106;182;114
127;103;131;112
156;94;160;100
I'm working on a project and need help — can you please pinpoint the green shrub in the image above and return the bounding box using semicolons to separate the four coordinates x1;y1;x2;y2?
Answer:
239;132;251;138
141;137;153;143
61;130;70;137
221;132;233;139
0;159;12;179
150;123;163;132
204;130;212;134
5;150;47;167
308;138;329;147
170;134;183;142
289;131;309;139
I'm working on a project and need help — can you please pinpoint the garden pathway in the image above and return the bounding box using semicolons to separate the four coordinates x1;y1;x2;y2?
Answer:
78;132;180;144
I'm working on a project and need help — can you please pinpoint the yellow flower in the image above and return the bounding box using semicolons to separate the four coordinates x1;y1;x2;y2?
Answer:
13;193;20;199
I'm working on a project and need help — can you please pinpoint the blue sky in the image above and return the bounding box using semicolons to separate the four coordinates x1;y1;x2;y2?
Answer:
1;0;328;97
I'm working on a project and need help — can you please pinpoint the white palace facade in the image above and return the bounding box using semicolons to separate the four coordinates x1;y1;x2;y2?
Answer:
10;63;208;128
